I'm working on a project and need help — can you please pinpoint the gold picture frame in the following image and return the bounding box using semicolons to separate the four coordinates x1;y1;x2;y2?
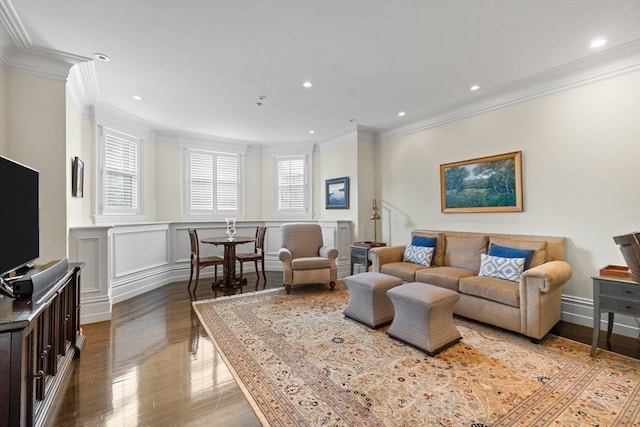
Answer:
440;151;522;213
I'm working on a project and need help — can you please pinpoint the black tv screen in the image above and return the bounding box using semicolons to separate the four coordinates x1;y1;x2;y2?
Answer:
0;156;39;276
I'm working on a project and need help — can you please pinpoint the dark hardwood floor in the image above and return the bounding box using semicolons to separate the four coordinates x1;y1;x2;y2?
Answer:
48;272;639;426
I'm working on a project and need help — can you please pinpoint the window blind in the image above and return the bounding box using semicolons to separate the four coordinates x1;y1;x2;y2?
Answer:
216;155;238;212
104;131;139;209
277;157;306;211
187;150;240;214
190;152;214;210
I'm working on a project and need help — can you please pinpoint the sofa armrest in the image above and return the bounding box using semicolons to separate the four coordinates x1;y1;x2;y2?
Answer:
368;245;406;272
319;246;338;260
278;248;292;263
521;260;572;293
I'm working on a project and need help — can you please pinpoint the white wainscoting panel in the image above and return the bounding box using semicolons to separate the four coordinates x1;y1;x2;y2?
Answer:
70;220;352;324
111;225;169;278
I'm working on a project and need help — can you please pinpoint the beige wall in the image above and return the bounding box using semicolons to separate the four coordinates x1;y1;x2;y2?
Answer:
376;70;640;299
318;130;359;233
4;63;635;307
5;71;68;264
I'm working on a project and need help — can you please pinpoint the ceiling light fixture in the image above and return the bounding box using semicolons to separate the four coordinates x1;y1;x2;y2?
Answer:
256;95;267;107
309;130;315;134
470;84;481;91
132;95;142;101
398;111;406;117
93;53;111;62
590;38;607;48
303;81;312;88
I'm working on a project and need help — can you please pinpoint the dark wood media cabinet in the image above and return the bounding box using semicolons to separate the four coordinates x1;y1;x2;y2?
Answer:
0;262;84;427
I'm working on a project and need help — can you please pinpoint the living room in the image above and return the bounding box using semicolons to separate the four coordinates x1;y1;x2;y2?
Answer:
0;1;639;425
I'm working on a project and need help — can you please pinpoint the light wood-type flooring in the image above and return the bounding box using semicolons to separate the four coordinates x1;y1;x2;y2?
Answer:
48;272;639;426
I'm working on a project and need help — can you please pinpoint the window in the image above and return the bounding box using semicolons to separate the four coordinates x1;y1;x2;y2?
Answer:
98;127;143;218
185;148;242;217
275;155;309;216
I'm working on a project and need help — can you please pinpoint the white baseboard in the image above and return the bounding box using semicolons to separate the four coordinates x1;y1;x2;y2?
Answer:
561;295;640;339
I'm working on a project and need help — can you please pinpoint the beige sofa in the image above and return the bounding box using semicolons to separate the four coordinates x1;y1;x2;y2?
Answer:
368;230;572;341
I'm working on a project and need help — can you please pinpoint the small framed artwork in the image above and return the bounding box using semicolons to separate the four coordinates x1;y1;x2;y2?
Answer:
325;177;349;209
72;156;84;198
440;151;522;213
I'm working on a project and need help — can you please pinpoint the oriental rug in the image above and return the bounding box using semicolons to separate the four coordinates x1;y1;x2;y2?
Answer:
192;282;640;427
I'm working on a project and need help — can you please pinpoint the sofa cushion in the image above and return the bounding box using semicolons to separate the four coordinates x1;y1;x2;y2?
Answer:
488;243;534;270
478;253;525;282
444;235;488;271
415;266;476;292
381;262;428;282
490;237;547;268
403;245;434;266
459;275;520;307
411;235;437;247
412;231;445;266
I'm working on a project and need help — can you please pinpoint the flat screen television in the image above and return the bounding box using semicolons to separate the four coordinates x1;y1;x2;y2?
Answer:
0;156;39;277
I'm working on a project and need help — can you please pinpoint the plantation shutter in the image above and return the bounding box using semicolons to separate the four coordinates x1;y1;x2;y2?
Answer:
216;155;238;212
190;152;214;210
277;157;306;211
105;131;139;209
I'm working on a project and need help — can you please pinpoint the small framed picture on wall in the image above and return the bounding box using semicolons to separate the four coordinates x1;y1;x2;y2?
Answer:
325;177;349;209
72;156;84;198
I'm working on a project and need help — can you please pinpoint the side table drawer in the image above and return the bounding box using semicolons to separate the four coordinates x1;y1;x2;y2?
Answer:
600;281;640;299
600;297;640;317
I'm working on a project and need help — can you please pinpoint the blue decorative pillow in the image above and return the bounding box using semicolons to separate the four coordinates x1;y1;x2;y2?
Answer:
488;243;535;270
478;253;525;282
411;235;437;247
403;245;435;266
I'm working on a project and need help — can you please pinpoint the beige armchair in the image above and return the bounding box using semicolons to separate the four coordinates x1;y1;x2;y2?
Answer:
278;223;338;294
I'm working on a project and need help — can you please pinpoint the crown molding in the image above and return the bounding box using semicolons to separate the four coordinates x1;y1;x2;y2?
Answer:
379;39;640;141
68;61;101;105
0;0;90;80
0;0;30;48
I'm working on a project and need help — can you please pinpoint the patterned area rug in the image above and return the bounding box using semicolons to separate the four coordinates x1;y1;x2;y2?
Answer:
192;282;640;426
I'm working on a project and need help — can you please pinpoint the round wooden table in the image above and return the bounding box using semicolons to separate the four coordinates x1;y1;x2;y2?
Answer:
201;236;255;295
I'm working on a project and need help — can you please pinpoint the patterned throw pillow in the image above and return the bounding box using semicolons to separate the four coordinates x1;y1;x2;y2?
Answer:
478;253;525;282
403;245;434;266
488;243;535;270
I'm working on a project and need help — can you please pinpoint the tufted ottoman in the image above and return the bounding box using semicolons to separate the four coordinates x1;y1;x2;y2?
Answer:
387;282;461;355
343;272;404;328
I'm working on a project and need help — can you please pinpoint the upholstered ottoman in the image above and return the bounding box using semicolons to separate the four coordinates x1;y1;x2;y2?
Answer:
343;272;404;328
387;282;461;355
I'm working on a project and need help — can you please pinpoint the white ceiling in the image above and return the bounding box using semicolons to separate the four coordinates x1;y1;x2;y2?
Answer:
2;0;640;144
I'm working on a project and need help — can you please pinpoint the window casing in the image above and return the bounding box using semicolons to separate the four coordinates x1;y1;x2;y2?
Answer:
274;154;310;217
184;148;243;217
97;127;143;219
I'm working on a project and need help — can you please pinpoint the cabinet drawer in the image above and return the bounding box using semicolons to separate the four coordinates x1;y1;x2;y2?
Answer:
600;296;640;316
600;281;640;299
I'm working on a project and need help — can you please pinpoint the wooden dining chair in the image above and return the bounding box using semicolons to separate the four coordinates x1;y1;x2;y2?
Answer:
236;226;267;290
188;228;224;295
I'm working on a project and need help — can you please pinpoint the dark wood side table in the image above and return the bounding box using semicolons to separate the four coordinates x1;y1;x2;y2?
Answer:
201;236;255;296
350;242;386;275
590;275;640;356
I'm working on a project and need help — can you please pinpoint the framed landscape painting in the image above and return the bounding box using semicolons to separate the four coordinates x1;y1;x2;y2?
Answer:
325;177;349;209
440;151;522;213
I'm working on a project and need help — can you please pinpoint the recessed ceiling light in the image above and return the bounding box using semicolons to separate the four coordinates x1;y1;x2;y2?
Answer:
398;111;406;117
93;53;111;62
303;81;312;88
590;38;607;48
470;84;481;91
132;95;142;101
309;130;315;134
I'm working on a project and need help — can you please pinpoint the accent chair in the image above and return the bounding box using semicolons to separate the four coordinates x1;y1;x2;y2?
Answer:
278;223;338;294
